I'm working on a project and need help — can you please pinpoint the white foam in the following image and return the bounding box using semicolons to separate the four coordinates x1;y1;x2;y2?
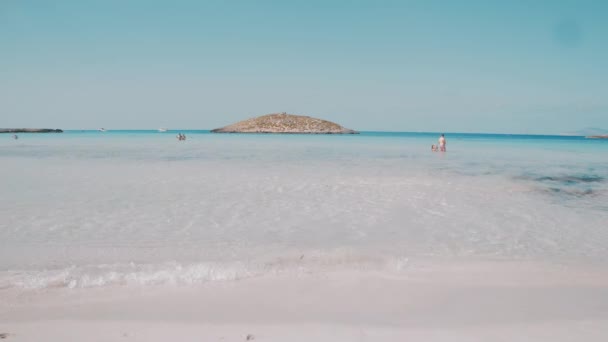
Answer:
0;262;251;289
0;252;415;290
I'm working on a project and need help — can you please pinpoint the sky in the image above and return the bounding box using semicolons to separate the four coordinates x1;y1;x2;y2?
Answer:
1;0;607;134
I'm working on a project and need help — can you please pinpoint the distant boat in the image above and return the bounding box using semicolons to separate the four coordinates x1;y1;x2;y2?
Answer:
99;128;106;132
158;128;168;132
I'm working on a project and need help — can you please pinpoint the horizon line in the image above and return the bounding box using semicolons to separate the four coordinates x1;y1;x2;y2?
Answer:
51;129;592;137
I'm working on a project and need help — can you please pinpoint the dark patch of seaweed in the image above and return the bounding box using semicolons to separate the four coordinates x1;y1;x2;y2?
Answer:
535;175;604;184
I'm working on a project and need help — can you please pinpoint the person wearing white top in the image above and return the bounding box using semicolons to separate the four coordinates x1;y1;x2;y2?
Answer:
438;134;446;152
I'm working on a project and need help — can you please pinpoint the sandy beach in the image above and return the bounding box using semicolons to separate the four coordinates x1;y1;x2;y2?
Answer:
3;0;608;340
2;261;608;341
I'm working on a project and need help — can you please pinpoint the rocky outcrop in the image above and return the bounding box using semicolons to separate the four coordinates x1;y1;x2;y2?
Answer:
211;113;357;134
586;135;608;139
0;128;63;133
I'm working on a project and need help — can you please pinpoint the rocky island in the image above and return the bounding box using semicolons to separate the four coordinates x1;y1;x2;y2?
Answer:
0;128;63;133
586;135;608;139
211;113;357;134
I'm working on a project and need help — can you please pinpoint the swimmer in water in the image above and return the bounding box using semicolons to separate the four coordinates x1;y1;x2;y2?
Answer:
438;134;446;152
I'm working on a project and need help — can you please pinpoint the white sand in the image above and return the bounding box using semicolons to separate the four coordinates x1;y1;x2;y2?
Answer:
2;261;608;341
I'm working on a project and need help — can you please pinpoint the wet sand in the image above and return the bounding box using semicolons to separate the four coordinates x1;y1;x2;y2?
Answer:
2;261;608;341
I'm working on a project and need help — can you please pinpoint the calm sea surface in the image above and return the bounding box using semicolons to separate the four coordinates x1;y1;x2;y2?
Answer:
1;131;607;289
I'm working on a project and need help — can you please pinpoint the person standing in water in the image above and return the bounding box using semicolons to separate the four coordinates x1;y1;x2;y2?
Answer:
438;134;446;152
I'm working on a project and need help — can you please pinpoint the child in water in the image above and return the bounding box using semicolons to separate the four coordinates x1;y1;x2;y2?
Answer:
431;144;438;152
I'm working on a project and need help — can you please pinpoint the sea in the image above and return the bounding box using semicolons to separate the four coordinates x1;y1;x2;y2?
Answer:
1;130;607;290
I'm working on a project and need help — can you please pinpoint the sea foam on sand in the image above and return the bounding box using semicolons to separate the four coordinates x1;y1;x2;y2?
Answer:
2;261;608;342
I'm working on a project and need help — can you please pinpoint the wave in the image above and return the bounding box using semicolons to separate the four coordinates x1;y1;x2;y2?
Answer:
0;262;252;290
0;254;411;290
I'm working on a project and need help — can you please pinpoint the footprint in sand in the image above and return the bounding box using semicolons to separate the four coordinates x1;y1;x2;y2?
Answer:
0;333;10;339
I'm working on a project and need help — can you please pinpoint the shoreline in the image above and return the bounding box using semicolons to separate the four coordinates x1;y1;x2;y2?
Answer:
2;261;608;341
0;128;63;133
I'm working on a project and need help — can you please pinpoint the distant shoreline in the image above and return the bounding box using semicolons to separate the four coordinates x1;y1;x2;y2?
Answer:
0;128;63;133
50;130;592;138
7;129;605;139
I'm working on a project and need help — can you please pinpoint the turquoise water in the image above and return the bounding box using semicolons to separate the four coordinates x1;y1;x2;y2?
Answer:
4;130;606;188
4;130;606;159
1;131;607;288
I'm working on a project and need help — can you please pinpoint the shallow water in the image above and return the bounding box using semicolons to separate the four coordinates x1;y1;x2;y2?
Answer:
1;131;607;289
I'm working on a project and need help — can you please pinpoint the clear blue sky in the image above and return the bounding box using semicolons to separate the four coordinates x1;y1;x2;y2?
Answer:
1;0;607;133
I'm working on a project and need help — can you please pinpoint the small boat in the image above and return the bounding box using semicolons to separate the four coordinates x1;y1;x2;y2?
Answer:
99;128;106;132
158;128;168;132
